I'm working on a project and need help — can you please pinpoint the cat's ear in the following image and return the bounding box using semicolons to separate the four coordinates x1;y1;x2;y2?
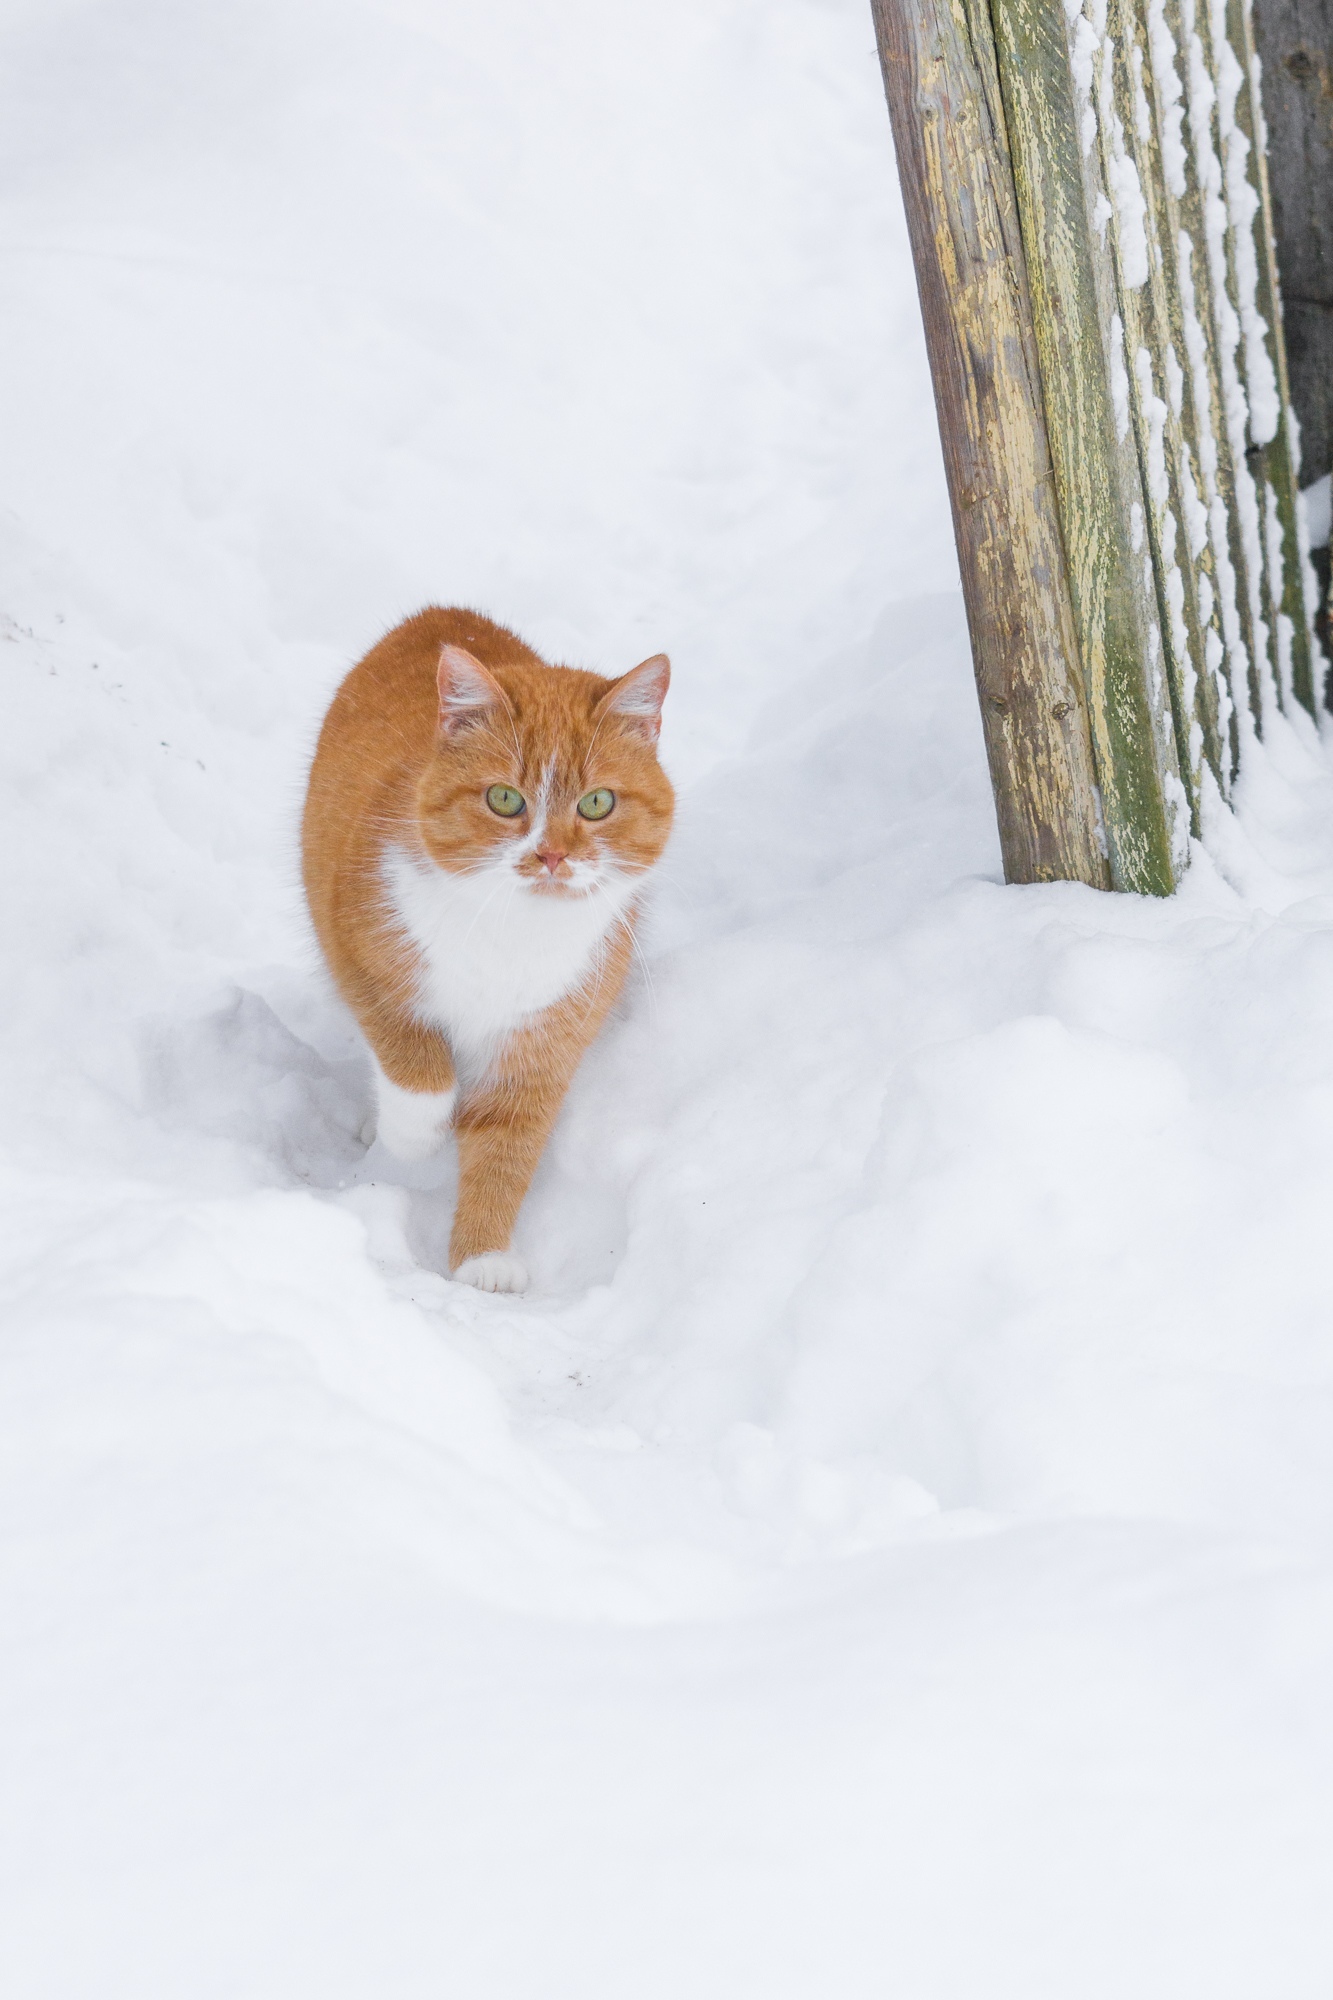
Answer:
597;653;670;742
437;645;509;738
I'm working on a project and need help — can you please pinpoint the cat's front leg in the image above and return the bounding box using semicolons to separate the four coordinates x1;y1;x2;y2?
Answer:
448;1071;568;1294
447;937;634;1293
373;1062;457;1162
361;1010;457;1163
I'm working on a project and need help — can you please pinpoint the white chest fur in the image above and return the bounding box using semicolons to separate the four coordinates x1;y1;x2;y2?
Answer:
381;843;638;1074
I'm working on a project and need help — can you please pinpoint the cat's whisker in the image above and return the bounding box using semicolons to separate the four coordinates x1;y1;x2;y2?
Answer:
459;862;520;945
495;871;525;936
617;913;660;1030
577;929;619;1028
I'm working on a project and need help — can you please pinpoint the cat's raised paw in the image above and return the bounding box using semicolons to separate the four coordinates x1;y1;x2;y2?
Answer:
453;1251;529;1294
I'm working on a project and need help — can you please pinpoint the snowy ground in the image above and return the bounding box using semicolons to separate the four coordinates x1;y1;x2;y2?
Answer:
4;2;1333;1994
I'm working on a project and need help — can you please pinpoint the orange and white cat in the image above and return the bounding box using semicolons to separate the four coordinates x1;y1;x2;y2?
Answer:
302;607;673;1293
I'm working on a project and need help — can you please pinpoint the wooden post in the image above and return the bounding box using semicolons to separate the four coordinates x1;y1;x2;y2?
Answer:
989;0;1186;891
1251;0;1333;668
1250;0;1333;492
872;0;1314;893
1107;0;1232;804
870;0;1111;888
1164;0;1262;743
1230;0;1320;714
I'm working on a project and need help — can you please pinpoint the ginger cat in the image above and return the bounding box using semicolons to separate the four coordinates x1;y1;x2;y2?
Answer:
302;607;673;1293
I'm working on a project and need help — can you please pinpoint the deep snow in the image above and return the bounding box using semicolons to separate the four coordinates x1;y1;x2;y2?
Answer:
3;2;1333;1995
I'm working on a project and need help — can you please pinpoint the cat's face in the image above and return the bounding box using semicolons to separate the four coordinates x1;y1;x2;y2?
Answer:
414;645;674;899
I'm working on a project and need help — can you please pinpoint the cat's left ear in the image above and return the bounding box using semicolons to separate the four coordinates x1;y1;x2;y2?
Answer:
437;645;510;739
597;653;670;743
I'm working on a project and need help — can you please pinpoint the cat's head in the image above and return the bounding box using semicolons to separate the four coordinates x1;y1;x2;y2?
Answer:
414;642;674;898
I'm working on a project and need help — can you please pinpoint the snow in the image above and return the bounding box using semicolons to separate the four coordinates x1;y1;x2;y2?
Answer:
1304;473;1332;551
1147;0;1189;197
1267;484;1295;703
1110;309;1133;440
1107;148;1151;289
1070;12;1102;156
1132;343;1198;773
1177;222;1247;734
4;2;1333;1995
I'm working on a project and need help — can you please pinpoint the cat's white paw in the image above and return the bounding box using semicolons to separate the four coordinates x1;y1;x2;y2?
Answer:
452;1251;529;1294
372;1068;456;1163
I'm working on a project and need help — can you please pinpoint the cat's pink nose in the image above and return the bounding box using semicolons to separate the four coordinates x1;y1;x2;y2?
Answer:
537;847;567;875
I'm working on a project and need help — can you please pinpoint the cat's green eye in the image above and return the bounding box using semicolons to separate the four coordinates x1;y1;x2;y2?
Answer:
577;789;616;821
486;784;526;818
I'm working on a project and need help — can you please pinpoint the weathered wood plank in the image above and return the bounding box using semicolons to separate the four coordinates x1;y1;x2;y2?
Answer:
870;0;1111;887
1141;0;1243;782
1229;0;1320;713
1194;0;1281;721
1250;0;1333;488
1251;0;1331;676
1164;0;1261;740
990;0;1185;892
871;0;1310;888
1105;0;1231;813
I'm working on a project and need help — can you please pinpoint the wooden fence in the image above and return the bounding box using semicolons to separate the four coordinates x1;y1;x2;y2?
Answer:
872;0;1322;893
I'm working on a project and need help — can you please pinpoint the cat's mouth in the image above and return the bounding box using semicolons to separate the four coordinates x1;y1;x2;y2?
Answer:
522;870;597;898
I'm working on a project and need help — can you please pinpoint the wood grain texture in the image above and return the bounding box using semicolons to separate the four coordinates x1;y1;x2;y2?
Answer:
1165;0;1264;732
873;0;1310;885
1143;0;1245;781
1231;0;1320;713
1109;0;1230;813
990;0;1184;893
871;0;1111;888
1251;0;1333;484
1196;0;1283;717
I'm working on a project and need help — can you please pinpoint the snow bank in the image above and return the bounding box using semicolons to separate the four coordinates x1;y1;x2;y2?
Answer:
3;3;1333;1995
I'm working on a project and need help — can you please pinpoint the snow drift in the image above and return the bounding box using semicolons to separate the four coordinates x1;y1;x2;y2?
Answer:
3;2;1333;1995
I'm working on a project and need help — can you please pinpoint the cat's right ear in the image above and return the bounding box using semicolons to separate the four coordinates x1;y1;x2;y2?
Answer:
597;653;671;743
437;645;508;739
